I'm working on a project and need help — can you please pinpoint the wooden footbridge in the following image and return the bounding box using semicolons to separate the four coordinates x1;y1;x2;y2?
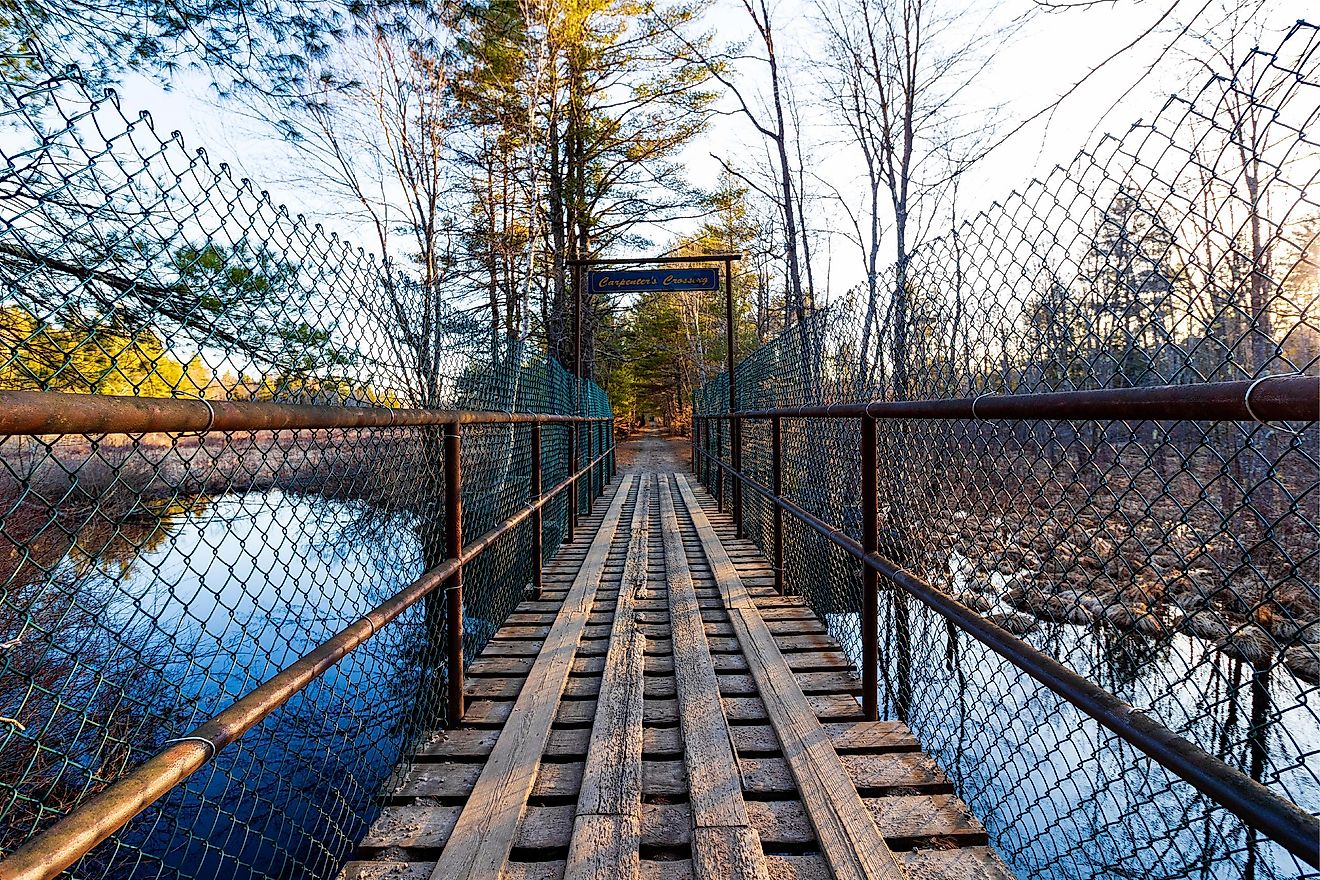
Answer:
340;437;1011;880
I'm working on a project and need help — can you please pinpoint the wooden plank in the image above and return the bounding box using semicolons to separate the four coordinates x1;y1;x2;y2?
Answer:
411;723;685;762
567;814;641;879
760;849;1015;880
747;796;987;847
425;476;636;880
825;721;921;754
658;475;770;880
899;846;1016;879
673;474;906;880
567;475;652;880
690;827;769;880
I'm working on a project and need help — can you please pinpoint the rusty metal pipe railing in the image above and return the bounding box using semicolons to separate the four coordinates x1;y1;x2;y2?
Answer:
0;389;613;436
694;375;1320;423
0;421;615;880
691;441;1320;867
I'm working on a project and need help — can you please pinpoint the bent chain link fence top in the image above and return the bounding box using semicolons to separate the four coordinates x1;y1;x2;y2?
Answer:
697;21;1319;880
0;61;610;877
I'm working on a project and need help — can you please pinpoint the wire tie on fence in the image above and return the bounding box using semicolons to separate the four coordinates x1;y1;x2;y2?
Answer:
163;735;217;760
1243;373;1307;437
171;391;216;438
970;393;991;421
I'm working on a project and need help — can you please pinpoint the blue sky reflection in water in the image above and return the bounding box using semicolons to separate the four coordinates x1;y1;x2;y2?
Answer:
56;490;428;879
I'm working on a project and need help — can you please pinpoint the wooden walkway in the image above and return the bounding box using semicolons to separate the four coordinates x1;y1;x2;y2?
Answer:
339;454;1013;880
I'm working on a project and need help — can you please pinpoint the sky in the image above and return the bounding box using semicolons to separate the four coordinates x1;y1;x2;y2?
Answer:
109;0;1314;301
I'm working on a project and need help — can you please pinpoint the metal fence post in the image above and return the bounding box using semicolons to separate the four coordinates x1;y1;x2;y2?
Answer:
568;423;578;542
691;414;702;474
444;422;465;725
595;420;603;491
694;416;703;483
704;417;711;488
587;419;596;514
772;414;784;595
726;256;742;538
715;419;724;512
861;415;879;721
732;415;743;538
531;423;543;600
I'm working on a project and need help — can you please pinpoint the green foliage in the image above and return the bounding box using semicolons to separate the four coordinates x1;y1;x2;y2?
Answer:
0;305;212;396
0;0;421;95
599;175;765;425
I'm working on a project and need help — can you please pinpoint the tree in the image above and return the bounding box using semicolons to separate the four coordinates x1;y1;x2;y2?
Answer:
1079;186;1176;388
816;0;1005;398
604;177;762;426
678;0;809;328
533;0;719;378
0;0;400;96
0;305;212;396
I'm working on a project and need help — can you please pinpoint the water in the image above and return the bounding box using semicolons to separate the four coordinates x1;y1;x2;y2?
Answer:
825;571;1320;880
1;490;430;879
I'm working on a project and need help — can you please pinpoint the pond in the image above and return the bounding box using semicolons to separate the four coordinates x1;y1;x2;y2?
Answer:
1;490;432;879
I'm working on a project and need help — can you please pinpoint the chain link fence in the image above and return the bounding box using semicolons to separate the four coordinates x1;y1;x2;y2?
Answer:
0;60;611;878
697;21;1319;880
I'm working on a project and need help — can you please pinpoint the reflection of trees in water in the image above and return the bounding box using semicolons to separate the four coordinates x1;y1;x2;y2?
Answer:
1;480;426;877
898;604;1298;880
1;424;548;876
0;505;196;863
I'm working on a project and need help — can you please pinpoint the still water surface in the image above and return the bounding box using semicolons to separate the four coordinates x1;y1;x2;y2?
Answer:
41;490;427;879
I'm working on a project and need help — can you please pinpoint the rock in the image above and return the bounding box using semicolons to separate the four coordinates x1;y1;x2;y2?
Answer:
1056;590;1105;616
1184;611;1231;641
1004;580;1047;612
1283;645;1320;684
1263;616;1305;644
1216;625;1275;665
1104;602;1154;631
985;611;1038;636
957;592;995;613
1091;536;1116;559
1300;623;1320;645
1025;592;1094;625
1131;612;1167;637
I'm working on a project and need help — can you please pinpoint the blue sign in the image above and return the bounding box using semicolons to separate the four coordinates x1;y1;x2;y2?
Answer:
587;268;720;294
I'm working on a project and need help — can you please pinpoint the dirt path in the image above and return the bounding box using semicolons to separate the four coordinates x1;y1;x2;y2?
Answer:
613;429;687;474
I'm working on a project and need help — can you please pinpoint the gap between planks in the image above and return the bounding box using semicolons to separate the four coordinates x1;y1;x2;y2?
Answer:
658;474;770;880
565;474;653;880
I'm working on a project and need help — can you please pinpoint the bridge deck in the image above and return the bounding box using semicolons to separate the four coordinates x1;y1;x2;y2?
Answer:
339;439;1012;880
